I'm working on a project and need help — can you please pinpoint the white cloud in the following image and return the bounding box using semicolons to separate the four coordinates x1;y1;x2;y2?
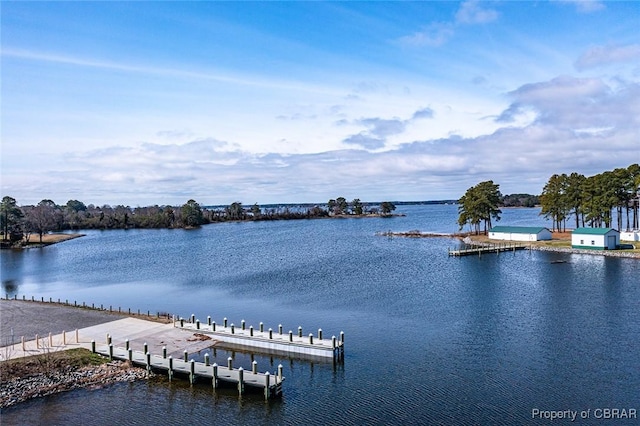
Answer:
398;0;499;48
455;0;499;24
557;0;606;13
575;44;640;70
398;22;455;47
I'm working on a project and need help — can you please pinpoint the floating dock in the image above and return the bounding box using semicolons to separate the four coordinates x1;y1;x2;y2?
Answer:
92;341;283;399
174;316;344;361
448;242;526;257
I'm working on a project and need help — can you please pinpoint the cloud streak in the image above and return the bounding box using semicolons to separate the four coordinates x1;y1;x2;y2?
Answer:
575;44;640;70
398;0;499;47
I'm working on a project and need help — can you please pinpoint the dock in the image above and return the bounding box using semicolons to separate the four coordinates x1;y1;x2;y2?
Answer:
174;315;344;362
92;341;283;399
448;242;526;257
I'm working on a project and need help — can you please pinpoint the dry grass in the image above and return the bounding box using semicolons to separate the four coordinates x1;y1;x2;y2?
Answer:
0;348;108;381
23;233;84;245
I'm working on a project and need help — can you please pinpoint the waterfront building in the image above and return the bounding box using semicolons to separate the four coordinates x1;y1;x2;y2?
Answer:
571;227;620;250
488;226;552;242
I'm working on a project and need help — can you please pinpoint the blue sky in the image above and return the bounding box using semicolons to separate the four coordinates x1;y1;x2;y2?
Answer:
2;1;639;206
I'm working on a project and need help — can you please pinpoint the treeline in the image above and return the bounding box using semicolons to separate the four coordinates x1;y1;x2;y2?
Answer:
0;196;397;246
500;193;539;207
457;163;640;235
540;164;640;231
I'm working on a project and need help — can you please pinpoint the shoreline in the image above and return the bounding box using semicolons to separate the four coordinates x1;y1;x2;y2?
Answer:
0;299;206;409
1;355;151;409
2;233;85;250
378;230;640;258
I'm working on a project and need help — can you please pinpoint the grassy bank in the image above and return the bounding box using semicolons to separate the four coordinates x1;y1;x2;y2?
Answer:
0;348;107;381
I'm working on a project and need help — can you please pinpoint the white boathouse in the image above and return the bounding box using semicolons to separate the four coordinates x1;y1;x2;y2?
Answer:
488;226;552;242
571;227;620;250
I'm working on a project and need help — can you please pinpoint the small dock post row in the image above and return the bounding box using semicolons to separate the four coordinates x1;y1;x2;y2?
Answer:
175;315;345;362
91;343;283;399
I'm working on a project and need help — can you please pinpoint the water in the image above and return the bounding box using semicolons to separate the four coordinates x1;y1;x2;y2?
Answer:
1;205;639;425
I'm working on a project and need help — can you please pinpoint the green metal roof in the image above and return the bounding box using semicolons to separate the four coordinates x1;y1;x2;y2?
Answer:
572;227;618;235
489;226;550;234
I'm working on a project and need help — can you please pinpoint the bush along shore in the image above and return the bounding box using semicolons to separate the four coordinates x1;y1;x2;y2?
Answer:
0;348;151;409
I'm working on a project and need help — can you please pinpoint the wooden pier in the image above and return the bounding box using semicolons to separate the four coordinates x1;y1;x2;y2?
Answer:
92;342;283;399
448;242;526;257
174;316;345;362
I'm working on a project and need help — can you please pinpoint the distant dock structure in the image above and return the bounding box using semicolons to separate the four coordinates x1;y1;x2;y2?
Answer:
448;242;526;257
174;315;345;362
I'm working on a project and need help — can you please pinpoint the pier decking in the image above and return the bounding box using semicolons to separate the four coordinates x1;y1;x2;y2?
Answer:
174;316;345;361
92;342;283;399
448;242;526;257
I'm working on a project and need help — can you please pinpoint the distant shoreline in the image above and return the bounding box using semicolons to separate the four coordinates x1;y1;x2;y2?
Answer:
378;230;640;258
2;233;85;250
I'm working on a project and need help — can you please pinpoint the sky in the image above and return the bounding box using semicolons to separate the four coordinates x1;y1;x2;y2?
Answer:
1;1;639;206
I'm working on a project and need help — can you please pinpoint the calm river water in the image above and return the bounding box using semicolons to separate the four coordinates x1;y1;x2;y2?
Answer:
1;205;639;425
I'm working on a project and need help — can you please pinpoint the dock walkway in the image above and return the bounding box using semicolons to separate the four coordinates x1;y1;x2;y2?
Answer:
175;316;344;361
92;343;283;399
448;242;526;257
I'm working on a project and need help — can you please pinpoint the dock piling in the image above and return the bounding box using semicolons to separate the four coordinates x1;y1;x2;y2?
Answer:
227;356;233;370
212;363;218;388
168;356;173;381
238;367;244;394
183;350;188;362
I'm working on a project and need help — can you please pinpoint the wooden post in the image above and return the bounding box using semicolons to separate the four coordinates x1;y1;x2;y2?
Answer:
125;339;129;350
146;352;151;373
259;322;264;332
231;323;235;334
309;333;313;344
36;334;39;349
109;344;113;360
168;356;173;381
75;329;79;343
196;320;200;330
163;346;167;359
91;340;95;353
278;324;283;335
268;328;273;339
184;350;188;362
298;326;303;337
21;336;25;351
241;320;245;330
49;332;53;347
204;353;209;366
278;364;283;381
289;331;293;342
144;343;148;355
212;321;216;331
264;372;270;400
128;348;133;362
63;331;66;345
212;363;218;389
227;356;233;370
224;317;228;327
252;360;258;374
238;367;244;394
340;331;345;344
249;326;253;337
191;314;195;324
207;316;211;326
189;360;195;385
318;329;322;340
